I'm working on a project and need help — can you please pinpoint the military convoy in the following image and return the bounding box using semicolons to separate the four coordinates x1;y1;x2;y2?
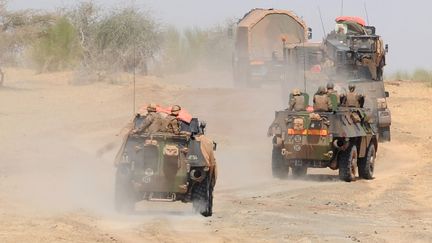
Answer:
268;100;377;182
114;108;217;217
112;9;391;216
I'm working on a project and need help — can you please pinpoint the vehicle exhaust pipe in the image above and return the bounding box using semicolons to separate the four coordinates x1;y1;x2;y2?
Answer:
190;169;206;182
333;139;349;150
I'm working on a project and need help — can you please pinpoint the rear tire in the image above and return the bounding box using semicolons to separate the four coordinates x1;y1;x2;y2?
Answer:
338;145;358;182
272;147;289;179
358;144;376;179
192;173;214;217
114;165;136;213
292;165;308;178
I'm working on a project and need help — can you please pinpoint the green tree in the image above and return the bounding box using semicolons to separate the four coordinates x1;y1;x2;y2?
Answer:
31;17;81;72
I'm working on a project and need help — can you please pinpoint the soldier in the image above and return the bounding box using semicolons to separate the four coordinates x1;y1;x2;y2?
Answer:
313;86;332;112
165;105;182;134
326;82;340;106
288;88;306;111
132;103;162;134
341;84;364;108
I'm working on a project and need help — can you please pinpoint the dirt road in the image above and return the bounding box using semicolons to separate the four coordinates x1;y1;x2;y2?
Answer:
0;69;431;242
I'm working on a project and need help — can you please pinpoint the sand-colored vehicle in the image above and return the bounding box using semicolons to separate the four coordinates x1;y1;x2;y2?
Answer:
114;112;217;217
268;101;378;182
232;8;312;87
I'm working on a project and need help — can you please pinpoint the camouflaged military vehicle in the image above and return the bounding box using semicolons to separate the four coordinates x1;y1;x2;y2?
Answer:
268;98;378;182
114;114;217;217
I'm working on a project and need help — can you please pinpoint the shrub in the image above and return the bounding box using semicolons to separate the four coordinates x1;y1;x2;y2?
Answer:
31;17;81;72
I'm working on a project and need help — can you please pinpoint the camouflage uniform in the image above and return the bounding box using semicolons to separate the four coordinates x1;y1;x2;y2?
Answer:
326;82;340;106
165;105;182;134
134;104;163;133
288;88;306;111
313;86;332;111
341;84;364;108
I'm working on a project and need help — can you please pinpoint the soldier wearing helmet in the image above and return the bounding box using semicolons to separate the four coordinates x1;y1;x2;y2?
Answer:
326;82;340;106
313;86;332;111
133;103;162;134
341;84;365;108
165;105;182;134
288;88;306;111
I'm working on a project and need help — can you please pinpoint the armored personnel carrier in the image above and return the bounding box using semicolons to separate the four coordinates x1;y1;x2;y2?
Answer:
280;16;391;141
114;112;217;217
268;101;378;182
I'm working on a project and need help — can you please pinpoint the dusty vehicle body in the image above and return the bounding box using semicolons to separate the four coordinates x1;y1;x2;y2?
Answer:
269;106;378;182
324;16;387;81
322;17;390;141
232;8;311;86
114;115;217;217
280;16;391;141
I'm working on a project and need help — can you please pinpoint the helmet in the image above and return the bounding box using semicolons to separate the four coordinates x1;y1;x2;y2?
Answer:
317;86;326;94
147;103;157;112
171;105;181;116
348;84;356;92
326;82;334;90
292;88;301;96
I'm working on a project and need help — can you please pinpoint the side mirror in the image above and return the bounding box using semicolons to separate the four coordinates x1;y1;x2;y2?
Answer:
385;91;389;98
385;44;389;53
308;27;313;39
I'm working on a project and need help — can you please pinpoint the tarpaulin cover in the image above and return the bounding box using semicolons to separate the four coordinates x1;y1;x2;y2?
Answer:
236;9;308;61
336;16;366;26
139;105;193;123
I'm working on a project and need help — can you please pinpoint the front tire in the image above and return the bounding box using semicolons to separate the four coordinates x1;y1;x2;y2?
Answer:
358;144;376;179
272;147;289;179
192;173;214;217
338;145;358;182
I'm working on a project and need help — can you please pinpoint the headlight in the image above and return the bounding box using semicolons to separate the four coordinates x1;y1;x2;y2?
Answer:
377;98;387;109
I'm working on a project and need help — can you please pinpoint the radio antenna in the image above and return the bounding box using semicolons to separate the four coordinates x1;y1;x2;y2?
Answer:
318;6;327;37
340;0;344;16
133;36;136;115
364;2;370;25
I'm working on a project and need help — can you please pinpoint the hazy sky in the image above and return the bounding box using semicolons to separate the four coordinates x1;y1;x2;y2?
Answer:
8;0;432;72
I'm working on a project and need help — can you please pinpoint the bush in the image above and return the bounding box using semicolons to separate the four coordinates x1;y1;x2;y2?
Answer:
31;17;81;72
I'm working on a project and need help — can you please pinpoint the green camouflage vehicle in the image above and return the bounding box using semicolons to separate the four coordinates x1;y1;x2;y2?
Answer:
114;115;217;217
268;99;378;182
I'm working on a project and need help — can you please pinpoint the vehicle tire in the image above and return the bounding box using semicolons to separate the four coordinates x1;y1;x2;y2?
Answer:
192;173;214;217
338;144;358;182
292;165;308;178
379;127;391;142
114;165;136;213
272;147;289;179
358;144;376;179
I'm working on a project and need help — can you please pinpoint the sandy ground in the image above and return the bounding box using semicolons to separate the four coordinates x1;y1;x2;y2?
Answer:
0;68;431;242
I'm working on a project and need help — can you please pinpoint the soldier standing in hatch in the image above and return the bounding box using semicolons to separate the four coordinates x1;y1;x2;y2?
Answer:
326;82;340;105
288;88;306;111
341;84;364;108
132;103;162;134
313;86;332;112
165;105;182;134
